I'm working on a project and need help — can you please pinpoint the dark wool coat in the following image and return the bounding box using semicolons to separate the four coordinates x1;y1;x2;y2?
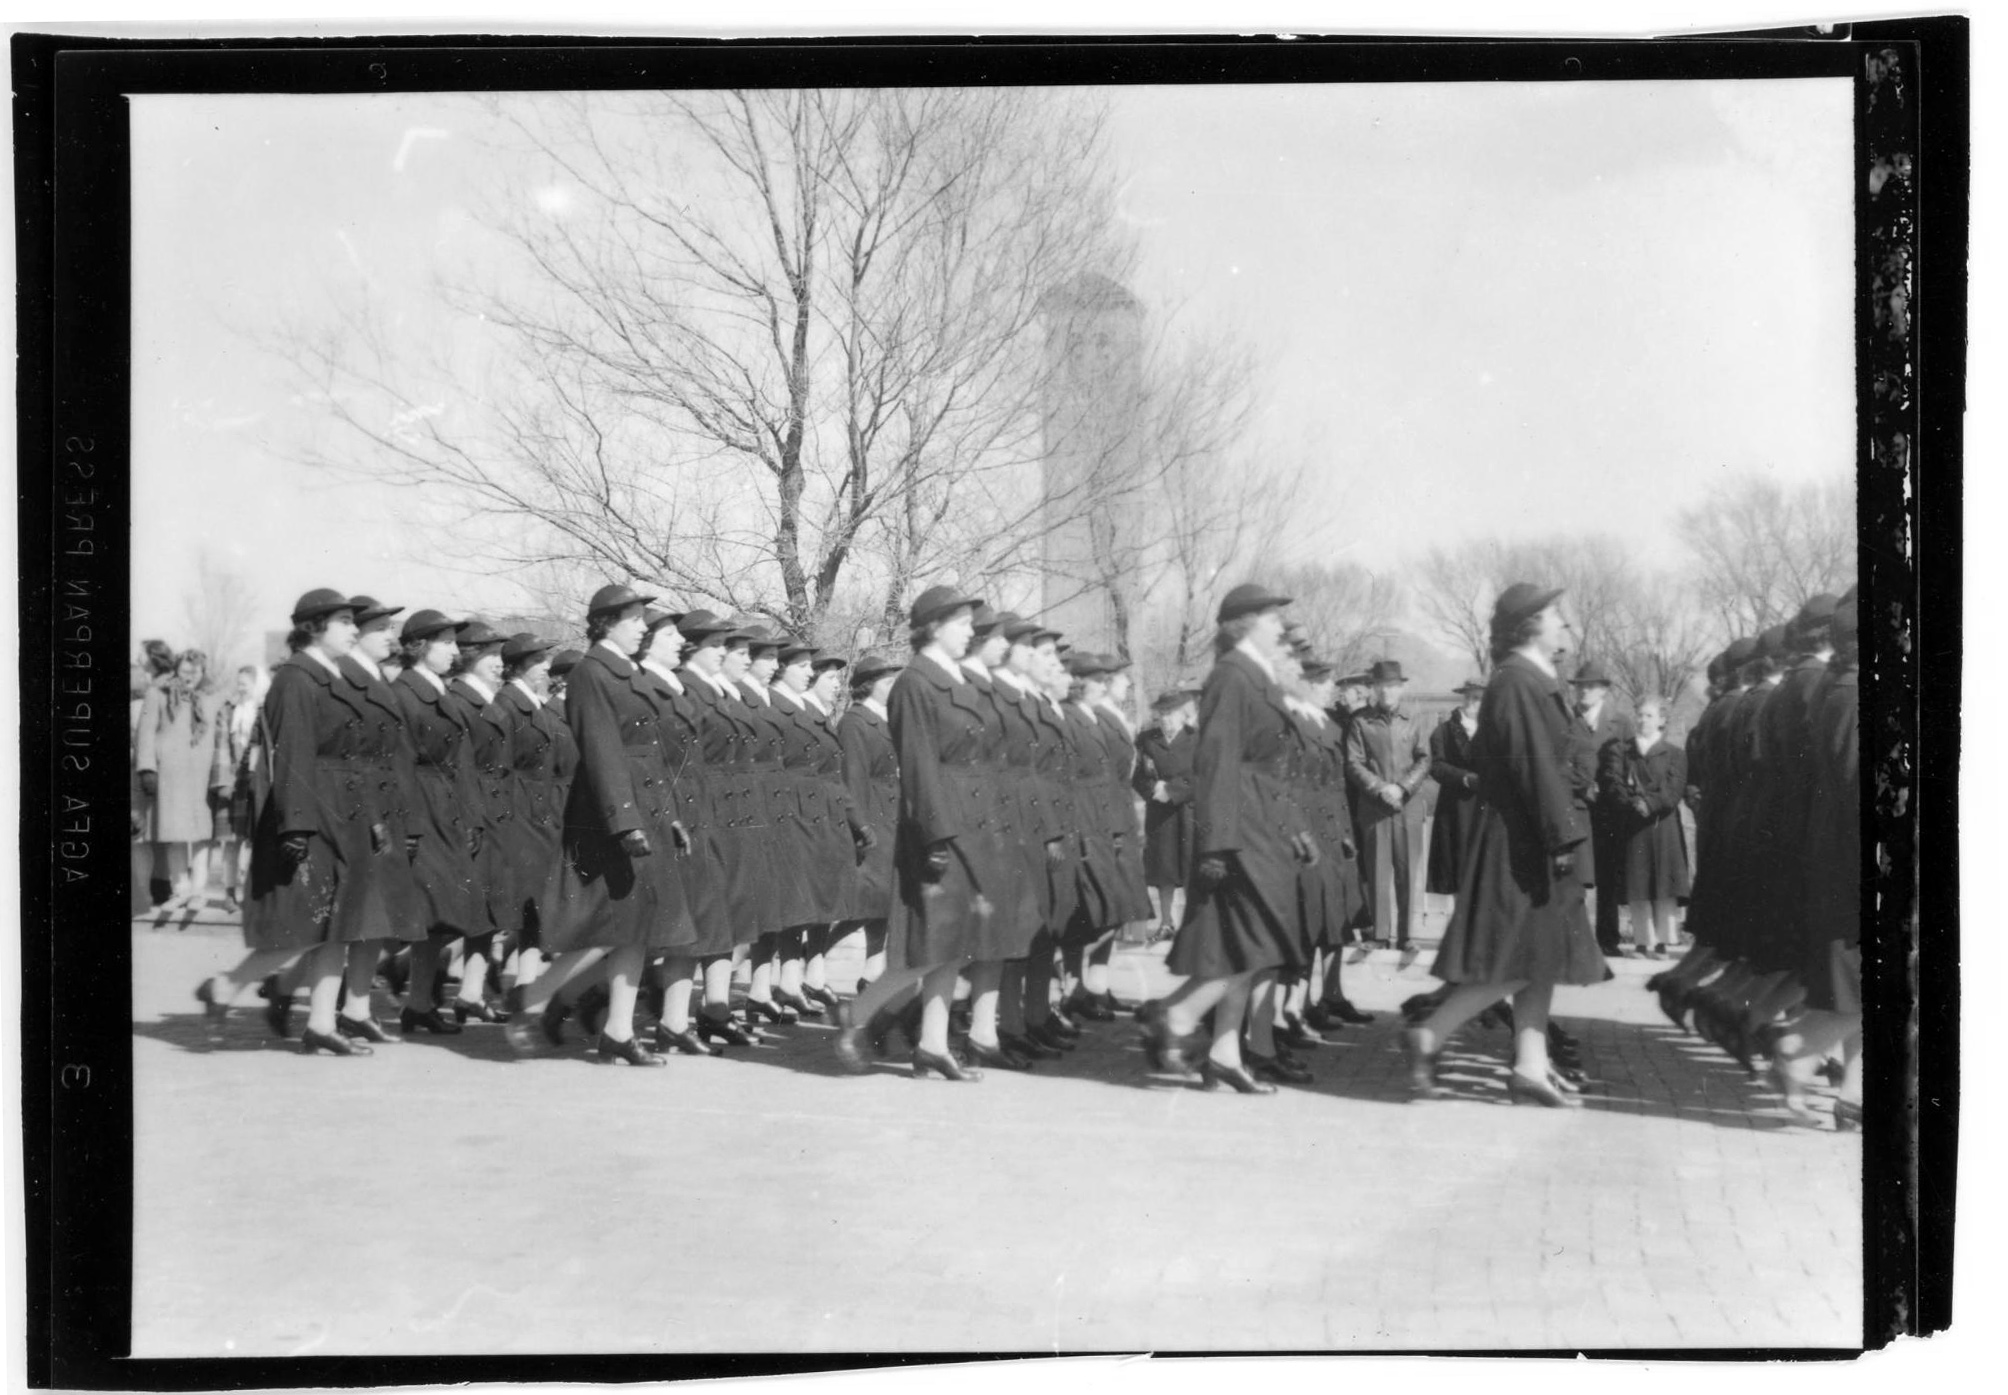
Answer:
1745;657;1830;972
1025;691;1085;934
1166;649;1317;979
1699;684;1775;961
488;681;568;935
1597;737;1691;903
837;701;899;922
1062;703;1126;938
987;673;1061;935
768;688;862;927
886;653;1019;967
540;645;696;954
737;679;799;938
1305;713;1363;940
447;677;520;931
244;651;425;950
390;668;489;935
1345;704;1432;940
683;673;775;953
1134;725;1196;889
1678;689;1742;948
1427;711;1483;895
1095;703;1154;924
633;666;725;943
1430;653;1605;987
1799;661;1860;1010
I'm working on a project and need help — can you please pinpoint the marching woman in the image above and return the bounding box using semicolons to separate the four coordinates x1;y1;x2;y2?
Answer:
1059;654;1127;1020
508;646;581;1002
1278;658;1362;1053
830;655;903;1002
512;584;696;1065
1143;583;1322;1095
388;608;489;1036
484;633;568;1021
1427;679;1487;910
795;651;870;1010
442;621;514;1024
1079;654;1151;1014
850;584;1013;1082
1134;687;1198;943
1403;582;1604;1107
1597;696;1690;959
736;625;808;1025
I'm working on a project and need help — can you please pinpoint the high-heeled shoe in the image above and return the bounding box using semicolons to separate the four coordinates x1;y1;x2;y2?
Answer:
744;996;798;1026
773;988;824;1019
258;975;292;1039
400;1006;462;1036
336;1014;393;1045
1044;1011;1082;1041
963;1038;1034;1071
1199;1058;1277;1095
453;999;506;1025
831;1002;871;1074
301;1027;369;1057
1026;1020;1078;1054
912;1046;983;1082
194;978;228;1029
653;1024;715;1057
1246;1050;1312;1086
1142;1016;1201;1081
595;1032;666;1067
1768;1059;1821;1125
1000;1030;1062;1061
1833;1098;1863;1132
1064;988;1116;1022
698;1011;759;1048
1402;1026;1447;1100
1279;1015;1324;1050
801;983;844;1013
1506;1069;1580;1108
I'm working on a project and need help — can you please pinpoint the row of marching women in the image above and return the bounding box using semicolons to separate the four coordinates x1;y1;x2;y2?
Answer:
1646;589;1862;1130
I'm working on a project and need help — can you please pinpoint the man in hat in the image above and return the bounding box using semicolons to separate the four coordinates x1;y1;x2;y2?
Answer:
1343;659;1432;954
1567;658;1634;955
1134;685;1199;942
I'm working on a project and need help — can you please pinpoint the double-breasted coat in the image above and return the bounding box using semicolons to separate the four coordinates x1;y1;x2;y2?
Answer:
1426;711;1483;895
1062;703;1126;939
886;652;1018;967
540;644;697;953
489;680;570;937
985;672;1061;942
447;677;518;935
836;701;899;923
244;651;425;950
1093;704;1154;925
1799;659;1860;1011
769;687;862;928
1344;705;1432;943
684;672;775;953
633;664;725;943
1745;656;1830;973
1677;689;1740;949
390;667;489;935
1024;690;1084;935
1304;710;1362;941
1134;724;1196;889
1430;652;1605;987
1597;736;1691;903
737;679;798;938
1165;647;1318;979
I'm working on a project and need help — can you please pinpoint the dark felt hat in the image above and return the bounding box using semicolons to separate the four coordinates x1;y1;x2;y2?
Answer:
1723;636;1761;668
810;649;848;672
970;604;1007;637
1000;616;1049;645
1099;651;1131;672
777;639;817;664
1301;658;1335;681
400;608;461;643
640;606;685;638
1338;671;1373;689
1063;651;1111;679
909;584;984;628
347;595;405;628
1791;593;1841;636
291;587;353;625
550;648;584;677
675;610;736;642
1757;623;1791;659
1367;659;1407;685
1491;581;1565;634
1217;582;1293;623
1454;677;1488;697
1569;659;1614;687
456;619;506;649
851;654;905;686
728;617;783;649
585;583;656;617
1151;688;1195;712
501;632;552;663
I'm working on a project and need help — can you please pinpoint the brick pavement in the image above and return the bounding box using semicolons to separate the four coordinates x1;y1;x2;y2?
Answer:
129;922;1860;1355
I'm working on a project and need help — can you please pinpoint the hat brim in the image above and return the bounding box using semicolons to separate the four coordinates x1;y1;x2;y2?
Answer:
912;592;985;627
402;618;460;642
587;592;658;616
1219;590;1294;622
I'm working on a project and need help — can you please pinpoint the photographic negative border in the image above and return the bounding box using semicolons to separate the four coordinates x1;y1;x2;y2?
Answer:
14;20;1963;1385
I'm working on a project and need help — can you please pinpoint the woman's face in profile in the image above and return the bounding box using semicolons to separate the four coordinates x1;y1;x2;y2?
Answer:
177;655;204;686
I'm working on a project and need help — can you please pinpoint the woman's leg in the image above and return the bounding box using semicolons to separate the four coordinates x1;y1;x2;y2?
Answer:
747;933;778;1005
1161;974;1233;1039
700;954;736;1013
776;928;807;1000
206;947;308;1003
1652;899;1678;952
338;942;385;1024
1082;932;1116;999
914;961;966;1056
801;924;832;993
302;941;349;1036
966;959;1005;1049
659;954;698;1033
188;840;215;899
521;948;608;1015
1628;897;1655;954
1206;972;1256;1069
600;945;644;1042
403;935;450;1012
1022;930;1059;1028
1508;980;1555;1078
1246;971;1280;1058
1414;980;1528;1055
456;933;497;1010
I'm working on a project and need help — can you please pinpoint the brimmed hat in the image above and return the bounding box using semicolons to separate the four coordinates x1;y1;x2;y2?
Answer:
1099;651;1132;673
291;587;353;625
1151;688;1196;712
1063;651;1111;679
1217;582;1293;623
1568;659;1614;687
810;650;848;673
728;617;783;650
1337;671;1372;689
909;584;984;629
400;608;462;644
675;610;737;643
777;639;817;665
347;595;405;628
1491;582;1565;634
456;619;506;650
1454;677;1487;697
586;583;657;617
851;654;905;686
1723;636;1760;668
970;604;1007;638
1756;623;1791;660
640;606;685;639
1367;659;1407;685
550;648;584;677
501;632;552;663
1791;593;1841;637
1301;658;1335;681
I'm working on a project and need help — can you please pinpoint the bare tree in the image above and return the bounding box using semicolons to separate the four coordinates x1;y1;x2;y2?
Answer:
1677;474;1856;637
1599;569;1716;715
1271;560;1403;678
182;550;261;675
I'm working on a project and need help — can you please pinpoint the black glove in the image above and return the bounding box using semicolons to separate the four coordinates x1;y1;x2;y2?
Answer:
1194;855;1230;893
369;821;391;855
467;825;484;857
280;832;312;867
1550;850;1575;880
140;770;158;798
1045;838;1066;865
852;824;878;853
1464;772;1479;792
923;841;953;882
1294;831;1321;868
1341;836;1357;860
405;834;422;862
1629;796;1651;820
620;828;652;858
207;786;230;812
669;820;693;854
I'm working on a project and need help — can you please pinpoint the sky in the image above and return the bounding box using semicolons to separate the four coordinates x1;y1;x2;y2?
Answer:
128;77;1854;651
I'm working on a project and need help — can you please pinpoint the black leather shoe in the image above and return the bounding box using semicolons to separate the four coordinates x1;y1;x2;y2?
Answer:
1199;1058;1277;1095
259;975;292;1039
1330;997;1376;1026
1001;1030;1062;1061
1142;1017;1201;1081
698;1012;759;1048
964;1038;1035;1071
1403;1026;1447;1100
745;997;798;1026
802;983;844;1013
1026;1021;1077;1054
1044;1012;1082;1042
194;978;228;1035
654;1024;715;1056
595;1032;666;1066
454;999;506;1025
912;1046;983;1082
336;1014;393;1045
773;988;824;1019
400;1006;462;1036
301;1027;368;1057
831;1002;870;1074
1247;1050;1312;1085
1279;1015;1324;1050
1064;989;1116;1022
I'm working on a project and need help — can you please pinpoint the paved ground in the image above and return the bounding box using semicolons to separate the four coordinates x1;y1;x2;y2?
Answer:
130;916;1860;1356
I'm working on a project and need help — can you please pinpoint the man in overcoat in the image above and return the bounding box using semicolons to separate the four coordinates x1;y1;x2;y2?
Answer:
1567;659;1634;955
1343;659;1431;952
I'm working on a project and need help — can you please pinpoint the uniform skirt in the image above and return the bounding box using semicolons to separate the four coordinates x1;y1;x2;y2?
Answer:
540;748;697;954
1429;803;1607;988
243;765;427;950
1165;853;1303;979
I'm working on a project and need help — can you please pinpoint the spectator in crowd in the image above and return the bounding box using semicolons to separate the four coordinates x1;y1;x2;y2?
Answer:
209;663;269;911
1426;678;1486;913
1599;695;1690;958
135;647;221;910
1343;659;1431;955
1567;659;1634;955
1134;687;1198;943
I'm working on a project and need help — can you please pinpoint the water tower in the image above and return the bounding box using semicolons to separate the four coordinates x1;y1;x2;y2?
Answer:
1038;273;1144;655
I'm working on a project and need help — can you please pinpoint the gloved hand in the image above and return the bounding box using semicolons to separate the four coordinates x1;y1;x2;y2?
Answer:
1378;783;1404;809
1341;837;1357;860
1629;796;1651;820
669;820;693;854
405;834;422;862
369;821;391;855
620;828;652;858
1045;838;1066;865
852;824;878;853
1550;850;1576;880
923;841;953;882
140;770;159;798
1194;855;1230;893
1293;831;1322;867
280;833;312;867
467;825;484;857
1464;772;1479;792
207;786;230;812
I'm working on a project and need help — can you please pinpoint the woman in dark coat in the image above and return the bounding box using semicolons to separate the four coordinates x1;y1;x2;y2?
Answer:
442;621;515;1026
510;585;695;1066
1597;696;1690;957
764;642;862;1018
831;656;902;999
863;584;1015;1081
1404;582;1604;1107
480;633;568;1020
388;608;489;1036
1134;689;1198;941
1426;680;1486;898
795;651;872;1012
1143;583;1321;1095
